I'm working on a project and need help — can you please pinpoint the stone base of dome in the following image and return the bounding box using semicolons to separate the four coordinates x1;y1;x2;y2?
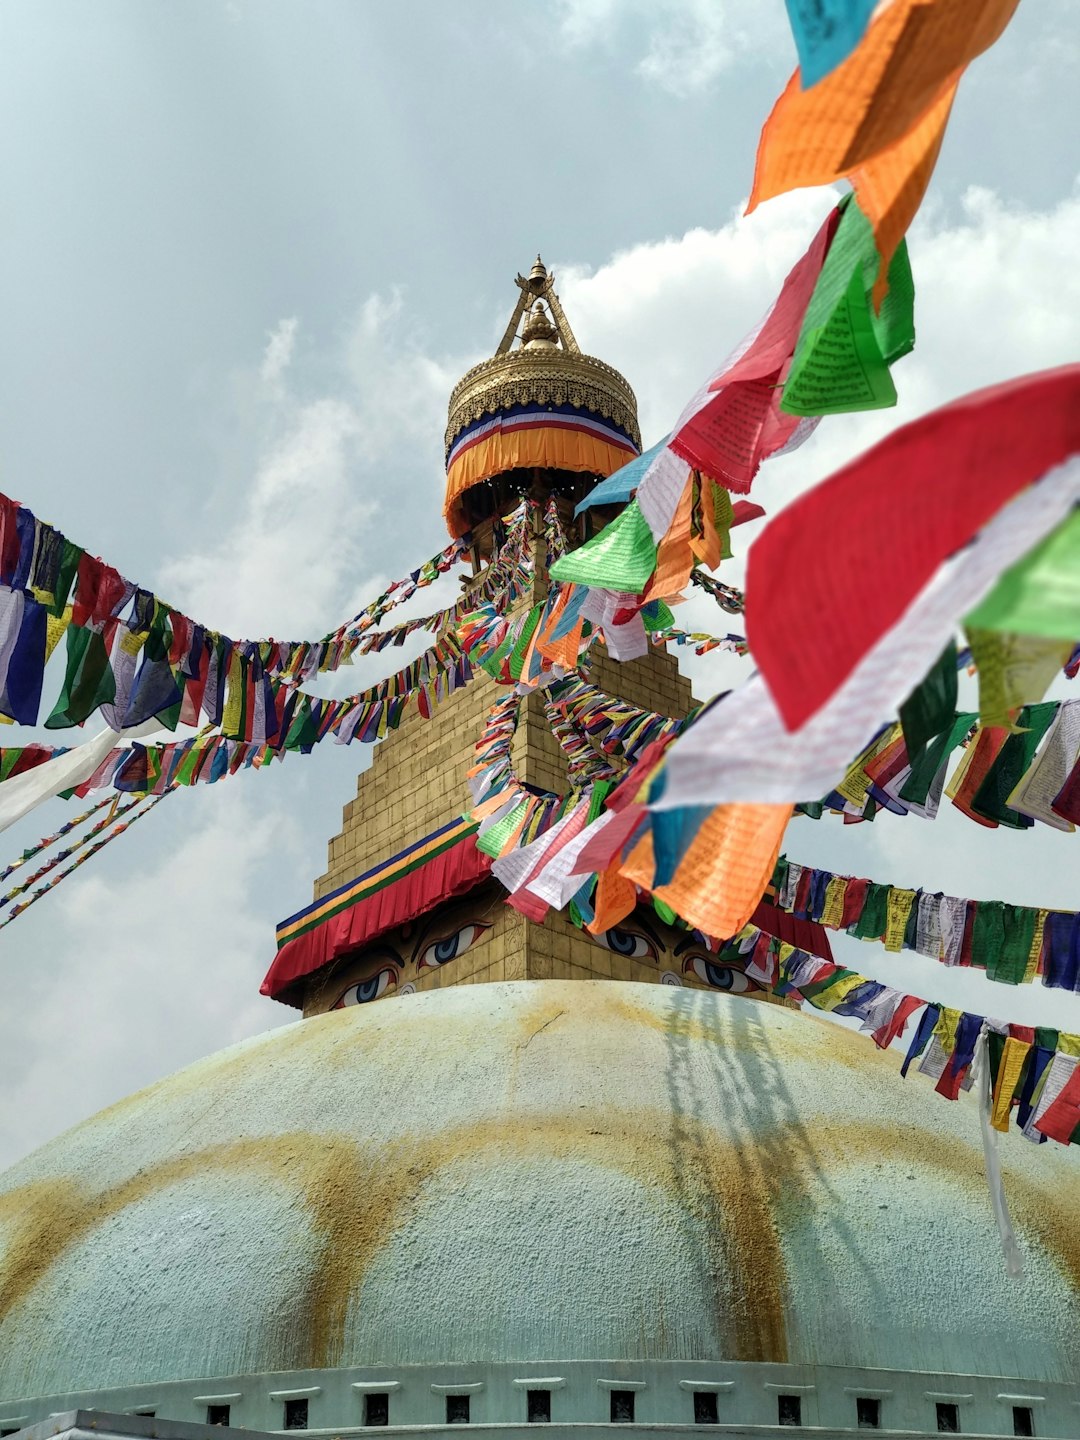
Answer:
4;1361;1076;1438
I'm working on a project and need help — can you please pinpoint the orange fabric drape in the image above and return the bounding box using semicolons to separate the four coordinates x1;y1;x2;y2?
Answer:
444;427;636;537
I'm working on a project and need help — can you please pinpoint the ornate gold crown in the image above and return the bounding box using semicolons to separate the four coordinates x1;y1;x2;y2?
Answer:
445;257;640;457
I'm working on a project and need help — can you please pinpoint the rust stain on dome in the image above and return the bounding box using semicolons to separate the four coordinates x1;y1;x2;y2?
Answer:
0;1105;791;1371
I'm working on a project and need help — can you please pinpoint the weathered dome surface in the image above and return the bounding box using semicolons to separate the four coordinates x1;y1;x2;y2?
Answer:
1;981;1078;1405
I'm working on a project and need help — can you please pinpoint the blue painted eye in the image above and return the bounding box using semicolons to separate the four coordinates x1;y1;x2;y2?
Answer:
331;966;397;1008
684;955;753;993
594;928;656;961
418;922;491;971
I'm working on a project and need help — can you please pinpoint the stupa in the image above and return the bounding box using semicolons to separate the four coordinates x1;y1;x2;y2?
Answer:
1;262;1078;1440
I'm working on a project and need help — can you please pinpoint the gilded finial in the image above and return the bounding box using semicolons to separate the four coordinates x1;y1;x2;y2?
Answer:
521;300;559;348
527;255;548;293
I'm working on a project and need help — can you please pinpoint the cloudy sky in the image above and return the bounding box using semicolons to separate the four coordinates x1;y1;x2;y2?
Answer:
1;0;1079;1169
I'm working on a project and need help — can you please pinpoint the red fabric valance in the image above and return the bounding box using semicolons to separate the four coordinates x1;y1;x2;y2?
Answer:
263;829;492;1007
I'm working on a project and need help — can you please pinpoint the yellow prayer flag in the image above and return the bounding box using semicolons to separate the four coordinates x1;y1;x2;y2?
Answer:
991;1037;1030;1133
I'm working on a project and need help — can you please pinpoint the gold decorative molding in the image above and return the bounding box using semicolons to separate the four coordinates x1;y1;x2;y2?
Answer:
446;348;640;456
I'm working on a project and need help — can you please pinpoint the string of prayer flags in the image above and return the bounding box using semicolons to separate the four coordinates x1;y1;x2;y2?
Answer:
0;792;116;882
0;501;536;814
350;509;533;658
335;533;472;641
552;222;843;609
543;494;571;567
650;628;749;659
749;0;1022;299
783;0;877;88
756;935;1080;1147
654;370;1080;814
0;626;483;802
0;480;490;734
545;675;684;765
549;205;911;629
0;787;171;931
669;204;840;494
689;570;744;614
0;794;138;908
772;854;1080;990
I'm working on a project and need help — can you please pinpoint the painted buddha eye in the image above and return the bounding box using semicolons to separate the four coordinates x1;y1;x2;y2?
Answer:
418;922;491;970
594;928;657;961
683;955;754;992
331;966;398;1008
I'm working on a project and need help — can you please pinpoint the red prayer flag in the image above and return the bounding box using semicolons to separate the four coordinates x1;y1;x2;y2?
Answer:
746;366;1080;729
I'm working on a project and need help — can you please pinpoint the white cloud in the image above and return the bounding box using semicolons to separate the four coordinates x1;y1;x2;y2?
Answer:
560;181;1080;471
554;0;787;96
259;314;298;389
0;791;300;1170
155;293;470;641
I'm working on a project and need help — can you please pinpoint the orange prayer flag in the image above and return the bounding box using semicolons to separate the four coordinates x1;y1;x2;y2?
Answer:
852;77;957;306
535;587;585;671
620;803;793;939
689;478;723;571
748;0;1019;208
540;617;585;672
644;476;695;603
471;788;518;819
586;863;639;935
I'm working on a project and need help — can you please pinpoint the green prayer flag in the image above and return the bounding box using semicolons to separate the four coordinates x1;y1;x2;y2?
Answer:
970;900;1004;971
965;508;1080;640
175;741;205;787
642;599;675;632
899;642;958;767
477;799;529;857
899;711;975;808
987;903;1037;985
508;604;543;682
970;701;1058;828
46;625;115;729
772;855;790;896
549;500;657;594
852;881;889;940
652;897;678;926
50;540;83;619
781;195;915;418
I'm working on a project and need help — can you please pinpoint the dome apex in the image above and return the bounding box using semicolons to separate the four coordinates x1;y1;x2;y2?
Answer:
443;258;640;536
